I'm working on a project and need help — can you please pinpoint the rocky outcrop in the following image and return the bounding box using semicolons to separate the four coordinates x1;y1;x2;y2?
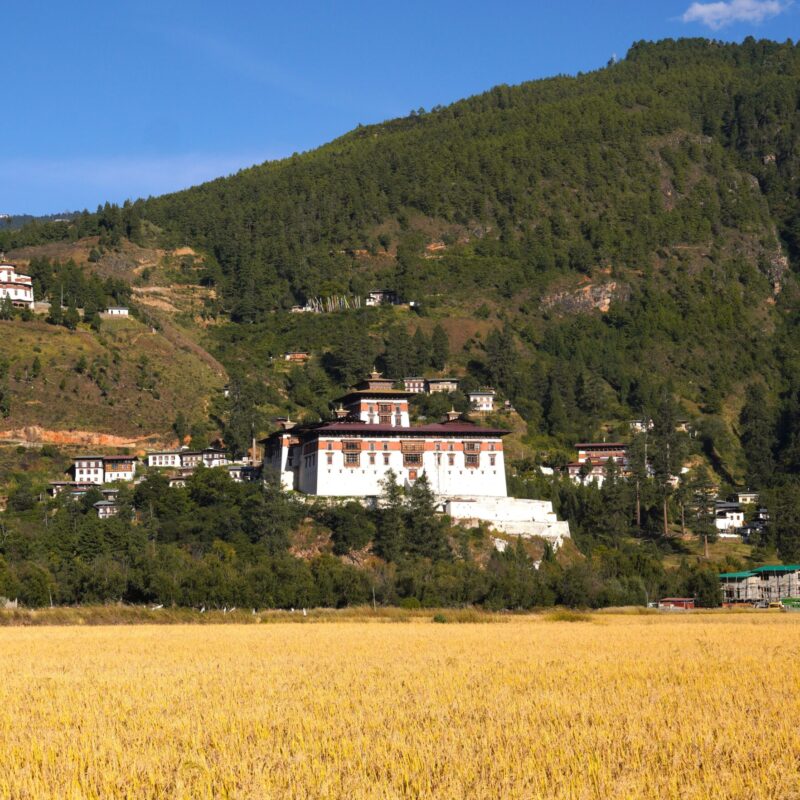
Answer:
540;281;630;314
765;248;788;295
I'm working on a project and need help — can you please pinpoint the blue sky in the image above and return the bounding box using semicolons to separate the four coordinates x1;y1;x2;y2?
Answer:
2;0;798;215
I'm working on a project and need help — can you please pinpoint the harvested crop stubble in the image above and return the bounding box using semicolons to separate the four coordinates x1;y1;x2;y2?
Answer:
0;616;798;799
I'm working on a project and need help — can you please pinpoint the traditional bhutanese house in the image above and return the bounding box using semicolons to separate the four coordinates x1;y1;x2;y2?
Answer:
102;456;137;483
93;500;119;519
179;448;230;469
427;378;459;394
403;377;425;394
468;390;496;413
72;455;136;485
284;351;310;363
0;261;34;308
714;501;744;534
102;307;129;317
719;571;760;604
72;456;106;485
567;442;629;487
735;490;759;505
146;450;183;468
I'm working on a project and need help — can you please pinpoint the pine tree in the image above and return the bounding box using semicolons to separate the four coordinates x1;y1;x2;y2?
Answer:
430;324;449;370
650;391;686;538
739;383;775;488
375;470;405;561
63;302;80;331
410;328;430;374
47;301;63;326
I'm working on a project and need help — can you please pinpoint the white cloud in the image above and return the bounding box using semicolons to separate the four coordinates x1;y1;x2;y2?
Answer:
681;0;789;29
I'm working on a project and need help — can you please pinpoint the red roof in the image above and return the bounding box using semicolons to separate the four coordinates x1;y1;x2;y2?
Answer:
575;442;627;448
311;420;508;436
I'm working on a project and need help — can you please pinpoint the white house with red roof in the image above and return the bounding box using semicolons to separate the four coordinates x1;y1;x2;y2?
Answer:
0;260;34;309
567;442;629;487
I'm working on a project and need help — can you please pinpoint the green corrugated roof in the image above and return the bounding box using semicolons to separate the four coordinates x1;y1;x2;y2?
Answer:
751;565;800;574
719;571;757;579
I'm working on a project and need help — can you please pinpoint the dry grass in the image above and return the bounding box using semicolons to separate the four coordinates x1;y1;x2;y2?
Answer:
0;616;798;799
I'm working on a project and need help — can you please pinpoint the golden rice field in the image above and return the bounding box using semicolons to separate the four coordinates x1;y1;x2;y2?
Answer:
0;614;798;799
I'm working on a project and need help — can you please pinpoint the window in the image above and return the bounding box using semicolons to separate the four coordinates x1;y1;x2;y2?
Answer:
435;453;442;465
379;414;392;425
368;441;375;451
434;441;441;451
369;453;376;465
383;454;390;465
326;441;333;451
408;469;418;481
489;454;496;466
344;453;359;467
378;403;391;414
463;441;481;453
448;443;454;452
327;454;333;465
382;442;390;451
342;440;361;452
489;443;496;451
403;453;422;467
448;454;455;466
465;453;479;468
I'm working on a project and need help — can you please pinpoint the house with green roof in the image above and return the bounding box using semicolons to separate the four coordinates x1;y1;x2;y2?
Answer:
719;565;800;604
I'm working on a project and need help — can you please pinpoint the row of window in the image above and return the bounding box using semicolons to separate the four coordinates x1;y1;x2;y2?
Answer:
327;452;496;468
328;440;499;453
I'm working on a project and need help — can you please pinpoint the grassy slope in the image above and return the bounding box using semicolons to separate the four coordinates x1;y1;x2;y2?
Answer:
0;316;223;441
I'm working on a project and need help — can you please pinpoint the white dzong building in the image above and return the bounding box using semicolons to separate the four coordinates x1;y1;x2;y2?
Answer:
0;260;34;309
263;372;570;546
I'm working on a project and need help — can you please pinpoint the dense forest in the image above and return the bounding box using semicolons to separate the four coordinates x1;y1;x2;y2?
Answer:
2;37;800;607
0;465;726;609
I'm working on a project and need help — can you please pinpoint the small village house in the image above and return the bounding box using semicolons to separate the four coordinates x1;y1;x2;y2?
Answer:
0;260;34;309
403;377;425;394
102;307;129;317
364;289;399;307
714;501;744;535
71;455;136;485
146;451;184;469
658;598;695;610
567;442;629;487
178;447;230;469
93;500;119;519
629;419;653;434
735;490;759;505
284;351;310;363
427;378;459;394
469;390;496;413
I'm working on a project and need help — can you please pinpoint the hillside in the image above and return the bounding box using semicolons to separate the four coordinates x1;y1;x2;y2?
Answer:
0;315;223;446
3;37;800;525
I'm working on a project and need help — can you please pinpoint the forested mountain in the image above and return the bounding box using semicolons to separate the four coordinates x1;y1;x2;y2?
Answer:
3;37;800;591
